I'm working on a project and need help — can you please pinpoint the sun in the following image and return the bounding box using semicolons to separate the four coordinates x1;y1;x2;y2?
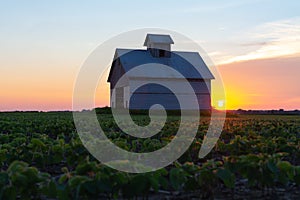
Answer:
217;100;225;108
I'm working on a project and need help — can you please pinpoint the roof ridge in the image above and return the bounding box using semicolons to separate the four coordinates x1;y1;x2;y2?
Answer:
116;48;146;51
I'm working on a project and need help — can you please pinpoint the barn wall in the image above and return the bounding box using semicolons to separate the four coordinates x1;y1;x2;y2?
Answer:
109;59;129;89
129;93;211;110
115;87;124;108
123;86;130;108
110;86;130;109
128;78;212;110
197;94;211;109
205;80;211;93
109;59;129;109
110;88;116;108
129;79;210;94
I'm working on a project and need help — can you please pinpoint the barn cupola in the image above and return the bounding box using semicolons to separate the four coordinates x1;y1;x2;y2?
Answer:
144;34;174;58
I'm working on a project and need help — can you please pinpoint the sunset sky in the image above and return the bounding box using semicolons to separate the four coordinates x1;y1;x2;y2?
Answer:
1;0;299;111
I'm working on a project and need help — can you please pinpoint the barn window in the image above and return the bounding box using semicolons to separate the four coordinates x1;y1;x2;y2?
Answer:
159;50;165;57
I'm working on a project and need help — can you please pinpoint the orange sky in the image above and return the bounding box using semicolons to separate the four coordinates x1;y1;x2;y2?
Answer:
217;55;300;110
1;53;299;111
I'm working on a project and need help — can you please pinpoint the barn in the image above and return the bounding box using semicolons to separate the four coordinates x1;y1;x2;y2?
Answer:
107;34;214;110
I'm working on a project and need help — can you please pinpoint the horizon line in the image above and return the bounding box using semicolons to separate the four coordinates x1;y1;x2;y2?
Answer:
0;107;299;113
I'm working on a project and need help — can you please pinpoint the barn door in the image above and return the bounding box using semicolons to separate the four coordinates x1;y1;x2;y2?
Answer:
115;87;124;108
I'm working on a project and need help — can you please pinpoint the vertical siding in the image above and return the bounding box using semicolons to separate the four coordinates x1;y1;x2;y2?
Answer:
110;59;129;89
128;78;212;110
129;93;179;110
129;93;211;110
123;86;130;108
115;87;124;108
129;79;210;94
110;88;116;108
205;80;211;93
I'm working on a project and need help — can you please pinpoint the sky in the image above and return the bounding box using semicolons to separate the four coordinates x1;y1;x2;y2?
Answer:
0;0;299;111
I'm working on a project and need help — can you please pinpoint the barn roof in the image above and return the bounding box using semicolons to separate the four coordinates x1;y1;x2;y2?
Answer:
107;48;214;81
143;34;174;46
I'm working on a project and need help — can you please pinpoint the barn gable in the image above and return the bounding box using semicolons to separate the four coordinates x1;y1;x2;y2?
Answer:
107;52;129;89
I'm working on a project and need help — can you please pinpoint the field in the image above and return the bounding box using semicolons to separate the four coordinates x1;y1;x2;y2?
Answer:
0;111;299;199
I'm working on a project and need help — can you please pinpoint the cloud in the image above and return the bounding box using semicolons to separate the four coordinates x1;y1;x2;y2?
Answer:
214;17;300;65
239;41;269;47
181;0;264;13
207;51;223;56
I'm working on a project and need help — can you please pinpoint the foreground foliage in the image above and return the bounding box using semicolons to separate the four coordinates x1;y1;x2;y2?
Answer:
0;112;299;199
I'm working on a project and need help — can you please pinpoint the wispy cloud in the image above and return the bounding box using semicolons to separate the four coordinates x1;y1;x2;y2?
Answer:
239;41;269;47
181;0;265;13
213;17;300;65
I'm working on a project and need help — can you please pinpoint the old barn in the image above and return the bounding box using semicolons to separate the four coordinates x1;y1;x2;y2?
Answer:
107;34;214;110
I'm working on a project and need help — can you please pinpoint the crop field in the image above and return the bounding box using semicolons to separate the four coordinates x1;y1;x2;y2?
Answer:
0;111;299;199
